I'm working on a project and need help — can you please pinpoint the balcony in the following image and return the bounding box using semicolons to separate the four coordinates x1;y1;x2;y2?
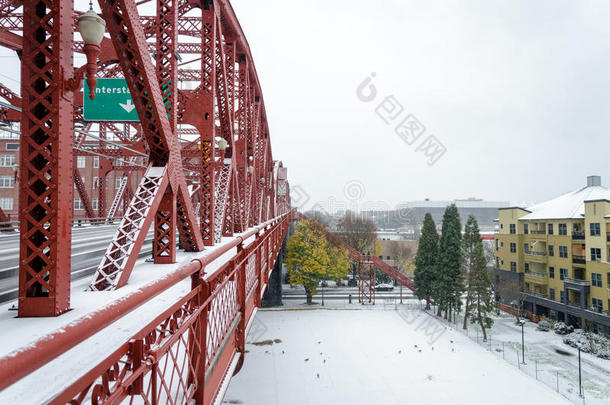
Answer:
530;230;546;235
572;231;585;240
524;271;546;279
572;254;586;264
564;277;589;286
524;251;547;262
525;251;546;257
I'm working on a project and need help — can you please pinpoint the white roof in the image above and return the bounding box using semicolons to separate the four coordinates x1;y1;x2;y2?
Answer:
520;185;610;220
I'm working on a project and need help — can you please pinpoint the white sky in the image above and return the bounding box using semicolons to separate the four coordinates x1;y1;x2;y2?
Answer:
231;0;610;211
2;0;610;212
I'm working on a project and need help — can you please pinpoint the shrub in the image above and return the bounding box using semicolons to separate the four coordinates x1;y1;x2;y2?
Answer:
537;319;551;332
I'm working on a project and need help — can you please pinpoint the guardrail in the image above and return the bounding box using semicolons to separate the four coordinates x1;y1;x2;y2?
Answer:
0;212;292;404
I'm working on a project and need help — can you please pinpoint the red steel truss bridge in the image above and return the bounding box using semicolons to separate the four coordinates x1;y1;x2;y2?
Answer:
0;0;296;403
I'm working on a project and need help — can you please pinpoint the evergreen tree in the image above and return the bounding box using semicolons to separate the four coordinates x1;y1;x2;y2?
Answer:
437;204;462;320
467;233;494;340
414;213;439;310
461;215;480;329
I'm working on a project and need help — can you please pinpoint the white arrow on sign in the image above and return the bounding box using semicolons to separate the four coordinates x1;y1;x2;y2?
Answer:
119;99;136;113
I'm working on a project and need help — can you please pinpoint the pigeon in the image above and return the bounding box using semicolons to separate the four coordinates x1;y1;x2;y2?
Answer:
451;348;455;352
450;340;454;344
304;358;309;362
323;359;326;364
418;349;422;353
265;350;270;354
282;350;285;354
320;352;323;355
398;350;402;354
431;347;434;351
317;373;320;378
317;341;322;344
414;345;418;348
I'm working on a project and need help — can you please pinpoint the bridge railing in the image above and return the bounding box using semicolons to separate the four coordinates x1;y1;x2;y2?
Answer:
0;212;292;405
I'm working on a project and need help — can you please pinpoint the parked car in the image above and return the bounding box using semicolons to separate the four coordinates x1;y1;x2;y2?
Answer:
375;283;394;291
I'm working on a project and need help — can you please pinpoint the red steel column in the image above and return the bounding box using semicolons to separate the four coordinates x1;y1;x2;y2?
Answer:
153;0;178;263
18;0;74;316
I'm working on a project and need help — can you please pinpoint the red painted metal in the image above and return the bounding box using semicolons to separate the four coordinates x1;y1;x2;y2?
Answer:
0;213;292;404
17;0;74;316
358;256;375;304
2;0;292;399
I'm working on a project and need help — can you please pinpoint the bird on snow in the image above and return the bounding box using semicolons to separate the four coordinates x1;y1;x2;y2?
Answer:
431;347;434;351
451;348;455;352
317;341;322;344
414;345;418;348
323;359;326;364
317;373;320;378
418;349;422;353
450;340;454;344
282;350;285;354
398;350;402;354
305;358;309;362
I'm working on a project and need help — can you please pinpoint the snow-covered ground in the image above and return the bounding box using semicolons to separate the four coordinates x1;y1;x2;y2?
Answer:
224;306;573;405
463;313;610;403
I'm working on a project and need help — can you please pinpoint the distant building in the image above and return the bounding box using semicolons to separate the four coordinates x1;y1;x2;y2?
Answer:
0;126;143;222
494;175;610;334
362;198;509;234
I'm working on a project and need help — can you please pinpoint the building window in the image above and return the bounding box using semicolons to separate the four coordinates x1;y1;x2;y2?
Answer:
77;156;86;168
559;246;568;258
590;248;601;262
93;156;99;168
509;224;516;234
548;245;554;256
592;273;602;287
548;223;553;235
92;198;99;211
523;243;529;253
115;177;122;189
0;154;16;167
560;291;565;303
559;223;567;235
524;263;530;273
0;197;13;210
510;243;516;253
495;239;499;251
524;223;529;234
560;268;568;280
93;176;98;189
0;175;14;188
549;267;555;279
590;223;600;236
510;262;516;272
74;198;83;210
592;298;603;312
5;143;19;150
550;288;555;300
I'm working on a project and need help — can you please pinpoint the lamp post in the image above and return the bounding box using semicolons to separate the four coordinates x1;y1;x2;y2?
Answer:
72;5;106;100
520;319;526;364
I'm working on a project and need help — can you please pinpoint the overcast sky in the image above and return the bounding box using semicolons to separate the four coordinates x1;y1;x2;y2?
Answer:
231;0;610;212
2;0;609;213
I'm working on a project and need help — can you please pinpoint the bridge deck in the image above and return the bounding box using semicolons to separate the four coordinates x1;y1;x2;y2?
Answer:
0;235;243;403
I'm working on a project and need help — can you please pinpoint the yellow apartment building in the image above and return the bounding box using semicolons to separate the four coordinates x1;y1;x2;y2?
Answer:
494;176;610;334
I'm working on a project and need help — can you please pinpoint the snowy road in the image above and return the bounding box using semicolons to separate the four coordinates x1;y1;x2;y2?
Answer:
225;308;572;405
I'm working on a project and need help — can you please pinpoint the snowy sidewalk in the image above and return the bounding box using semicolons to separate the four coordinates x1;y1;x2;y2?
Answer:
225;308;572;405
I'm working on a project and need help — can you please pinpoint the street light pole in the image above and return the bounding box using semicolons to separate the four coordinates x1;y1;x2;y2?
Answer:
521;321;526;364
321;283;324;307
578;348;582;397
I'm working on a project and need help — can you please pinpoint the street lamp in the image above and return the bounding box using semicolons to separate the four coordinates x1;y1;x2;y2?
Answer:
519;319;526;364
74;5;106;100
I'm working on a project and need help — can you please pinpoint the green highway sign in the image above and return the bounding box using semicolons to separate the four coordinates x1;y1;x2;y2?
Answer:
83;78;140;122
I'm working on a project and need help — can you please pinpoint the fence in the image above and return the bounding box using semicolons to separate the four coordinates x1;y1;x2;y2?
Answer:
0;213;292;404
437;310;607;405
